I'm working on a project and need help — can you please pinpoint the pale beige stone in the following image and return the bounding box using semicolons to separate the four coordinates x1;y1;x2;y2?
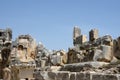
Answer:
3;67;11;80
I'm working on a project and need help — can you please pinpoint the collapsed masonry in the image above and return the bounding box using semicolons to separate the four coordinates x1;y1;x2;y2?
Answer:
1;27;120;80
0;28;12;79
33;26;120;80
68;26;114;63
0;28;67;80
36;42;67;68
64;26;120;73
11;34;36;63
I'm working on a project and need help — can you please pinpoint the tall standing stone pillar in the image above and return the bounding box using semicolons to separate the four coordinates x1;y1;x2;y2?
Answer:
89;29;98;42
73;26;81;46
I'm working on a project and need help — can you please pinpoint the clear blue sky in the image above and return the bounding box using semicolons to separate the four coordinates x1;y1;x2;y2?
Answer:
0;0;120;50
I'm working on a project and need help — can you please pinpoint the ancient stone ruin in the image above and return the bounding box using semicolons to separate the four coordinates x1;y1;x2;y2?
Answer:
68;27;114;63
0;28;12;79
1;27;120;80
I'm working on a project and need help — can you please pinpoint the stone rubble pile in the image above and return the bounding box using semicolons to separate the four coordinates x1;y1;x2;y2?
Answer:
1;26;120;80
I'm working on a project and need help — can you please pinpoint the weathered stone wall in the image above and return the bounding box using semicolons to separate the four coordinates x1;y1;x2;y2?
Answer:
33;71;120;80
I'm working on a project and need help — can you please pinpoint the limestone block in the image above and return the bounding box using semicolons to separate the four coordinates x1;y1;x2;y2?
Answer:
73;26;81;46
117;37;120;48
113;39;120;59
41;60;46;68
61;62;109;72
70;72;76;80
93;49;102;61
102;45;113;61
33;71;47;80
50;66;61;71
93;45;113;62
19;68;34;79
75;35;87;45
92;74;117;80
89;29;98;42
51;55;62;66
48;71;57;80
73;26;81;40
117;74;120;80
76;72;90;80
3;67;11;80
56;72;70;80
